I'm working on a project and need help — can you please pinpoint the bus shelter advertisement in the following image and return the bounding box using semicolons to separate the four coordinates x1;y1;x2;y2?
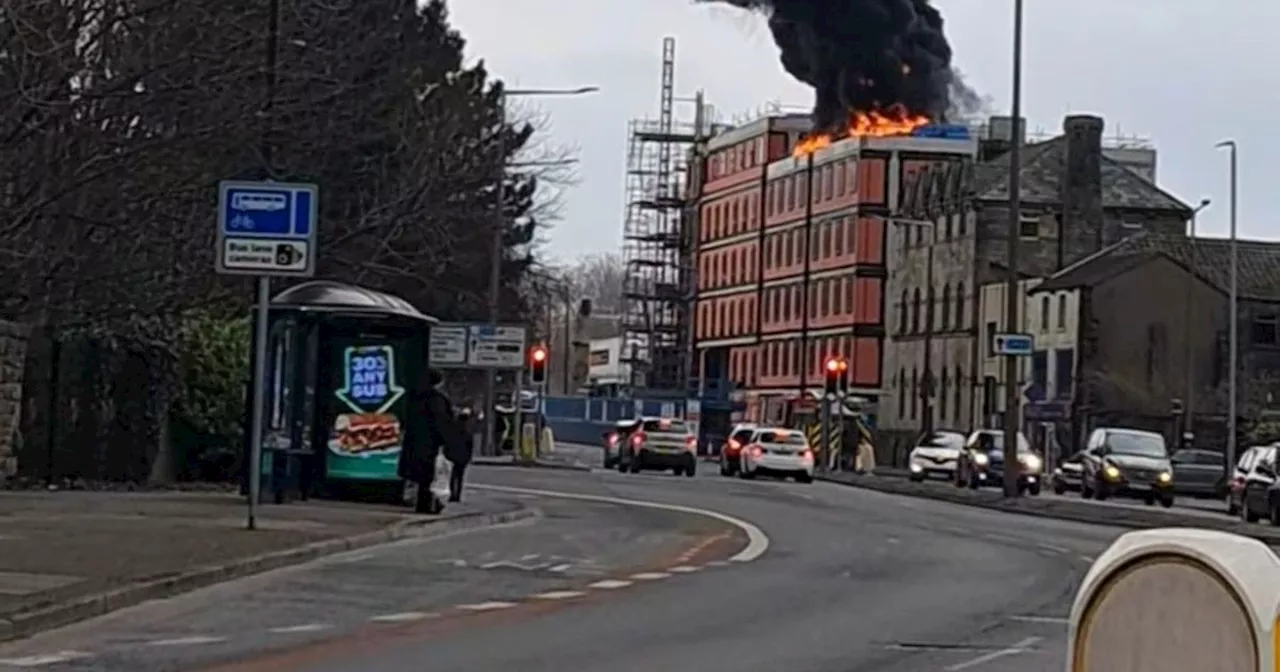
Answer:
325;342;407;480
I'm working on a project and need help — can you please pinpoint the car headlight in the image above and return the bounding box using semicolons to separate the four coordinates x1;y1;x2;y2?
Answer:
972;453;989;466
909;462;923;472
1021;455;1042;472
1157;471;1172;483
1103;464;1122;481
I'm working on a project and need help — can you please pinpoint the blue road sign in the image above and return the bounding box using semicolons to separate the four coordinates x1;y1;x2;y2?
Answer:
992;332;1034;356
217;180;317;276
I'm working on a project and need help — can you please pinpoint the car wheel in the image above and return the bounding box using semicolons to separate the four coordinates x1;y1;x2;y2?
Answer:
1161;496;1175;509
967;472;980;489
628;456;641;473
1227;496;1239;516
1143;493;1155;506
1094;481;1110;501
1245;502;1261;522
1028;482;1042;496
1052;481;1066;495
909;472;924;482
673;466;685;476
616;458;628;473
796;473;813;483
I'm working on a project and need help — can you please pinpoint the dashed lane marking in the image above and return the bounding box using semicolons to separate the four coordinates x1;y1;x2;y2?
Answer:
587;579;633;589
456;601;518;611
629;572;670;580
1009;615;1069;624
470;483;770;562
667;565;700;573
0;651;92;666
944;637;1041;671
144;636;227;647
268;624;333;634
530;590;587;600
368;612;435;623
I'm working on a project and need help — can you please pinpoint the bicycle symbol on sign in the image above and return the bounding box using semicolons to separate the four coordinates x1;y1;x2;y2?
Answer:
228;214;256;230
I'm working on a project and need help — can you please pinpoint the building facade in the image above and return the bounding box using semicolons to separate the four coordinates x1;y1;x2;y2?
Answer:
691;115;977;425
882;114;1192;443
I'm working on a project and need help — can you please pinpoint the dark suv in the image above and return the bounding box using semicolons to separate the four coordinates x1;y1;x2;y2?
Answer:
1079;428;1174;507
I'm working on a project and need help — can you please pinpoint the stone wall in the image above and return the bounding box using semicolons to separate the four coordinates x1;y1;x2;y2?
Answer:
0;321;30;476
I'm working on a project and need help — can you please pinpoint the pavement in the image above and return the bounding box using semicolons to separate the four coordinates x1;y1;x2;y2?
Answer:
1;445;1251;671
0;490;526;643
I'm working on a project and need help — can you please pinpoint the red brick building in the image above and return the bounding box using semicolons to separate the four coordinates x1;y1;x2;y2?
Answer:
691;116;976;422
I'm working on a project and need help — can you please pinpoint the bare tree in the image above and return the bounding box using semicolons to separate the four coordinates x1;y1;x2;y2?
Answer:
564;252;625;315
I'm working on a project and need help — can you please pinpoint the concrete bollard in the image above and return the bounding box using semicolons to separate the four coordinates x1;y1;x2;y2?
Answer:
540;427;556;455
1066;527;1280;671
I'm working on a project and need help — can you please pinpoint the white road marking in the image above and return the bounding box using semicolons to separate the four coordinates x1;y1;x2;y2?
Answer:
548;563;572;572
0;651;93;666
667;565;701;573
588;579;633;589
457;601;518;611
520;554;541;561
704;560;730;567
269;623;333;633
1037;543;1070;554
144;636;227;647
1009;615;1069;624
629;572;671;580
471;483;770;562
944;637;1041;671
369;612;434;622
335;553;374;564
1079;554;1096;563
531;590;587;600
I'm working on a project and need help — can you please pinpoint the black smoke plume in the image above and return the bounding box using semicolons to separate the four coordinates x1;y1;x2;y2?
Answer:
696;0;971;132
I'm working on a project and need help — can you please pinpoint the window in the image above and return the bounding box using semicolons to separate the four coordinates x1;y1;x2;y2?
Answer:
898;290;908;333
1055;349;1074;399
1040;296;1050;329
986;321;998;356
1145;323;1167;384
940;284;952;330
1252;315;1279;346
912;288;922;333
1019;212;1039;238
1121;218;1143;230
1057;295;1067;331
897;368;907;419
954;366;964;421
926;287;935;332
939;369;949;419
955;282;966;329
910;369;918;419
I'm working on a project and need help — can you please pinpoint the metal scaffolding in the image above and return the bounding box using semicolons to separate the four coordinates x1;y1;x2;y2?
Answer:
620;36;704;392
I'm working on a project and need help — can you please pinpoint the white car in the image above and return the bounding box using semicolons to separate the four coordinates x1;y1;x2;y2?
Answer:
738;427;814;483
908;430;967;481
618;417;698;476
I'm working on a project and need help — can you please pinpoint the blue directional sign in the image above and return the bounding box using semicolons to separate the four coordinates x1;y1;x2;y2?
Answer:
216;180;317;277
992;332;1034;356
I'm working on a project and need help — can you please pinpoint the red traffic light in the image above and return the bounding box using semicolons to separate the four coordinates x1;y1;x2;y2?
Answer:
825;357;840;372
531;346;548;362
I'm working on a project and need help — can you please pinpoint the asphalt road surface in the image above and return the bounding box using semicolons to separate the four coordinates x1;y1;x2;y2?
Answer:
2;459;1138;672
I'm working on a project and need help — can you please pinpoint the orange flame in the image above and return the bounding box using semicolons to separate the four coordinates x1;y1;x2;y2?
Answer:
792;104;932;157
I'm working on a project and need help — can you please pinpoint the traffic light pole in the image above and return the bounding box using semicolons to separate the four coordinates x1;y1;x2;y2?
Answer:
819;396;831;473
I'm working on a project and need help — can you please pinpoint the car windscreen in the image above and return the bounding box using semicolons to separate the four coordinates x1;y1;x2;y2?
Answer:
730;429;755;443
976;432;1032;453
756;431;807;445
919;432;965;449
1105;432;1167;458
642;419;686;433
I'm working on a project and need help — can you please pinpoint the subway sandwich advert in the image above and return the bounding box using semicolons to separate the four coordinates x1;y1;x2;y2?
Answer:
326;343;406;480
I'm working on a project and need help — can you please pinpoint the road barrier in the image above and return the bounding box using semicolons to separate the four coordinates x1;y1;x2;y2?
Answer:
1068;528;1280;671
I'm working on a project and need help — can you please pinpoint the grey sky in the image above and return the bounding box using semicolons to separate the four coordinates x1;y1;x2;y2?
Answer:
450;1;1276;260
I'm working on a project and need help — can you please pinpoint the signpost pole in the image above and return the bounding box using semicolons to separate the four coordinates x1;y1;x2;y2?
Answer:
513;367;525;464
247;276;271;530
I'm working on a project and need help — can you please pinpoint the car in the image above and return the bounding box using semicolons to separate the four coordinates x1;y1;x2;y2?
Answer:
737;427;814;482
719;423;759;476
602;419;640;469
1079;427;1174;506
1227;445;1272;516
954;429;1042;495
617;417;698;476
1169;449;1226;498
1051;452;1085;494
907;430;967;482
1238;446;1280;523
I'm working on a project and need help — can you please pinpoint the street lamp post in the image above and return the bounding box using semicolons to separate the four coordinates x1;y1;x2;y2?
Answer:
483;85;598;456
1183;198;1211;446
1002;0;1026;497
1215;140;1239;470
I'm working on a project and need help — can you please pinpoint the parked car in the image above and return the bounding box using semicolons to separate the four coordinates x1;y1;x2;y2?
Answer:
907;430;967;482
954;429;1042;495
617;417;698;476
1169;449;1226;498
1079;428;1174;506
1227;445;1272;516
1051;452;1084;494
719;423;759;477
602;419;640;469
1238;447;1280;523
736;427;814;482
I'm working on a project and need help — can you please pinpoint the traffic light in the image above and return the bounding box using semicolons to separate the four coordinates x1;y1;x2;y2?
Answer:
836;357;850;395
529;344;548;385
823;356;841;397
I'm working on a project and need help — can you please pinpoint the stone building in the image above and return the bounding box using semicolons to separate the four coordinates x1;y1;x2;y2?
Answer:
880;114;1192;442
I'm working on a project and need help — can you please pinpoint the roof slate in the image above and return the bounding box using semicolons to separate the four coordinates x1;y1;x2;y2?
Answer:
1032;232;1280;302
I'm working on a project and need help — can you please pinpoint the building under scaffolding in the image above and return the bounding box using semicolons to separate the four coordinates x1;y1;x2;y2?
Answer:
620;37;709;393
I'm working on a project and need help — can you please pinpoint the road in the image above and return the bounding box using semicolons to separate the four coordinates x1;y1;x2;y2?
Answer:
0;456;1138;672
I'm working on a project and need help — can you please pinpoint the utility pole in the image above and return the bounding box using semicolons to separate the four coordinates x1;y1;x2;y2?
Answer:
1216;140;1239;473
1183;199;1210;446
1001;0;1025;497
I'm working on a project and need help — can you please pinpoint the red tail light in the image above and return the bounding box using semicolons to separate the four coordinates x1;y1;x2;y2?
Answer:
685;436;696;449
607;433;618;446
728;439;741;450
631;432;646;446
749;445;763;457
800;449;814;460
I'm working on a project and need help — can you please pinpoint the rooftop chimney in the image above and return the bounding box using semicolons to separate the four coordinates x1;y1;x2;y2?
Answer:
1058;114;1104;268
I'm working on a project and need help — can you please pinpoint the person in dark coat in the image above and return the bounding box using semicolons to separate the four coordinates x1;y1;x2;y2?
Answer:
447;407;475;502
397;368;463;513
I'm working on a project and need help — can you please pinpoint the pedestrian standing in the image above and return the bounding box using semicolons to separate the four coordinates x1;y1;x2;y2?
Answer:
447;407;475;502
398;368;464;514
